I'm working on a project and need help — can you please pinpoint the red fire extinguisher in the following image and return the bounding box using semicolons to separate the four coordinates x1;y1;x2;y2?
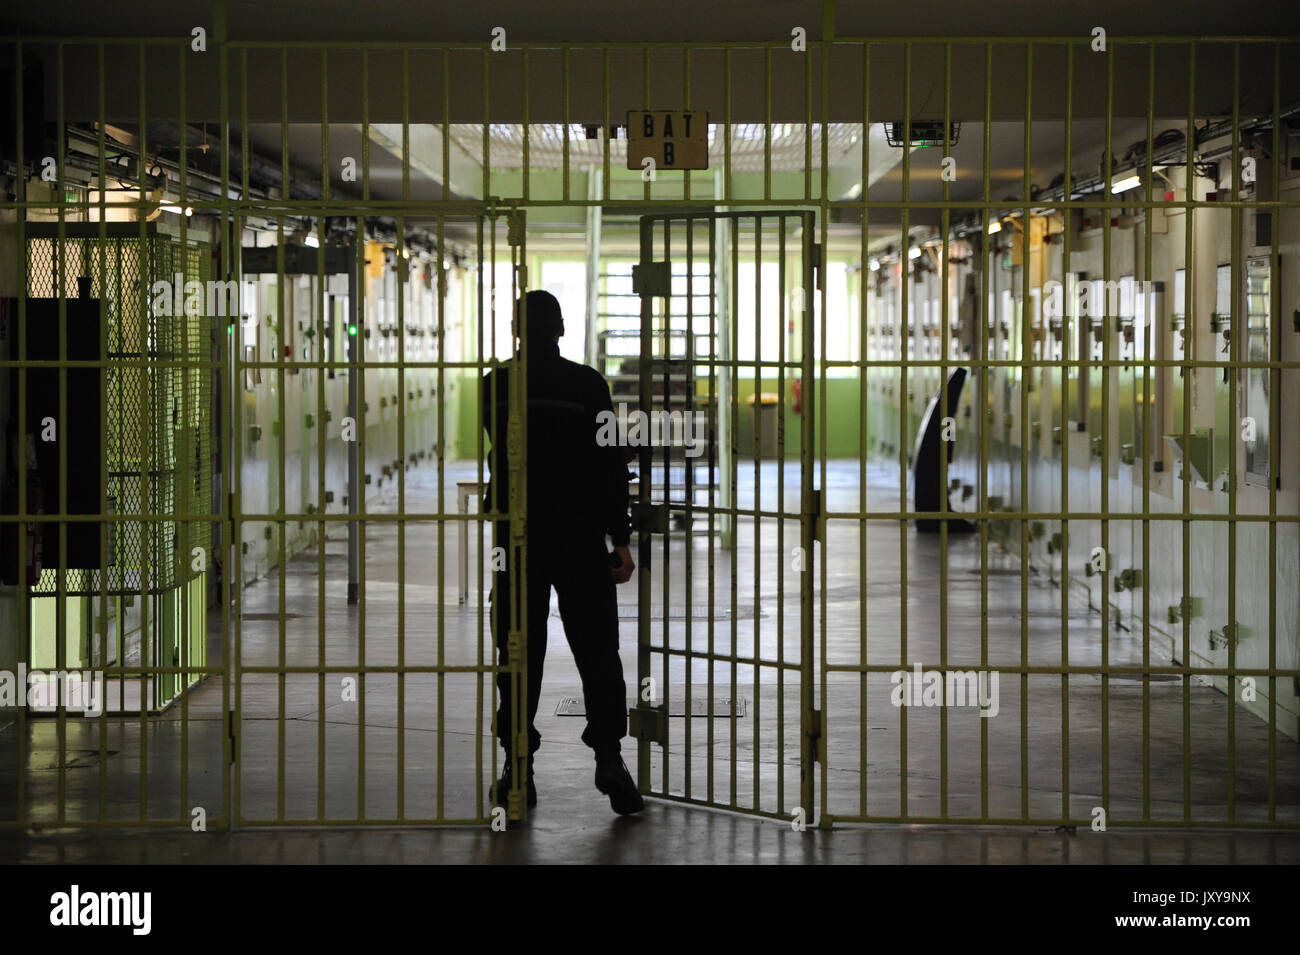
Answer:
792;378;803;414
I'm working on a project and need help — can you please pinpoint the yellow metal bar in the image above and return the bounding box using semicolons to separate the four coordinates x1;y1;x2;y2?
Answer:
1101;40;1114;820
898;39;912;819
1181;40;1196;824
776;215;786;811
817;1;832;828
1227;41;1240;822
275;48;289;821
398;52;410;822
801;209;818;819
136;39;150;822
1059;41;1073;823
96;40;111;824
857;38;871;822
752;216;762;810
54;40;67;826
1141;40;1156;821
979;40;992;821
938;39;952;820
1266;41;1282;823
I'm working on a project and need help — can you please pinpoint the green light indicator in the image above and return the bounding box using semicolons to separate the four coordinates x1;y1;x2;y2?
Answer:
348;323;358;336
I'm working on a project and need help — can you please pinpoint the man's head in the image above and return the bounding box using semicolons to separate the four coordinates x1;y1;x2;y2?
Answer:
514;290;564;347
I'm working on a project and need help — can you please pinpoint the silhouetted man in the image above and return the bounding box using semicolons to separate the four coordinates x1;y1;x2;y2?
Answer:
482;290;643;815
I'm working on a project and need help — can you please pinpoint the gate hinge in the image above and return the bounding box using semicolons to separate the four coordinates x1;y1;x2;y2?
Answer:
628;703;668;745
633;502;671;534
811;242;824;291
632;260;671;298
809;488;824;542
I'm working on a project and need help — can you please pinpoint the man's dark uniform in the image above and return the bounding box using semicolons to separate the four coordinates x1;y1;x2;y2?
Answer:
481;297;632;770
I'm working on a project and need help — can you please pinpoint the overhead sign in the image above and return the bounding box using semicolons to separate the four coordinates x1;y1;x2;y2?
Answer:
626;110;709;171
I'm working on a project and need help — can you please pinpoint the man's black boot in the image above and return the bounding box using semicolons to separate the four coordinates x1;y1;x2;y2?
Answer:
594;754;644;815
492;758;537;808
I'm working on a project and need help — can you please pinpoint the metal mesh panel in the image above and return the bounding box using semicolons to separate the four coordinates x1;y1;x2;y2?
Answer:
24;227;213;596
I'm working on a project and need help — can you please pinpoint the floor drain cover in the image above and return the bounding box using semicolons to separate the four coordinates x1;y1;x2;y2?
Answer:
556;695;746;717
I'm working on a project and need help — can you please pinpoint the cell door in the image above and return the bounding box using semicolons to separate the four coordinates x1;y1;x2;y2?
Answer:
628;212;818;822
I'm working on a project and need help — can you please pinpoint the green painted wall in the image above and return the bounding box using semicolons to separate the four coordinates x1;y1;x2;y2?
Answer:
455;372;482;460
699;376;862;459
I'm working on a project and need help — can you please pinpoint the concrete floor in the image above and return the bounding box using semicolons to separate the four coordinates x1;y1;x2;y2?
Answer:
3;459;1298;862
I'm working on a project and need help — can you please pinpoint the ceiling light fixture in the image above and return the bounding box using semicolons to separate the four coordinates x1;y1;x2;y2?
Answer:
1110;174;1141;194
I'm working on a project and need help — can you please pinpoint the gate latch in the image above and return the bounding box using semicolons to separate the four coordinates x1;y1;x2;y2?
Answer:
633;502;671;534
633;260;671;298
226;709;238;765
629;703;668;745
806;707;823;764
506;211;525;247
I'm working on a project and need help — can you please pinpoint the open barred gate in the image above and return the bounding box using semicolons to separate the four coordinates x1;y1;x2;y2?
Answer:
630;211;818;820
1;9;1298;831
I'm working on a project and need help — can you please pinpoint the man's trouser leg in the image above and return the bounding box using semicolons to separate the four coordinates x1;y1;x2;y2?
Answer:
492;523;551;760
550;530;628;757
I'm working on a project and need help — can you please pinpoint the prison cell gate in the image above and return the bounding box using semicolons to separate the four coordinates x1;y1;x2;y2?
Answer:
0;20;1297;830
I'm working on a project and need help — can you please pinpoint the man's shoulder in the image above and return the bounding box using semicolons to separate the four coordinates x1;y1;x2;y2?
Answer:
556;356;610;390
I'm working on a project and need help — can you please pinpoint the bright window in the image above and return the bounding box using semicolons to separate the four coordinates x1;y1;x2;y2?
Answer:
487;261;518;360
538;260;588;363
734;260;782;365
